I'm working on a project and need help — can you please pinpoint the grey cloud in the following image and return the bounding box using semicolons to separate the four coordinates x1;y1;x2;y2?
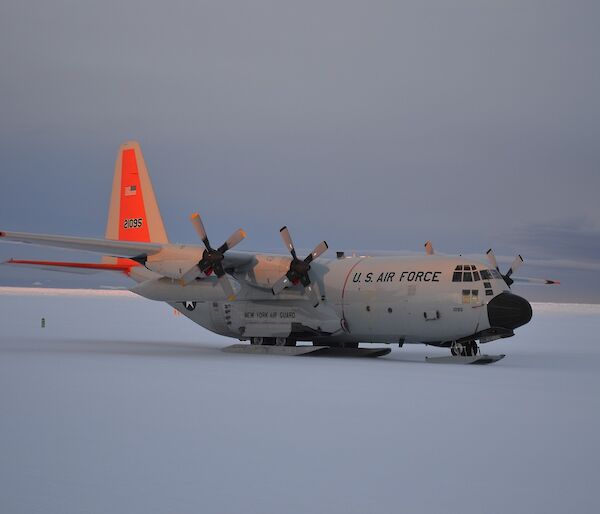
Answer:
510;218;600;262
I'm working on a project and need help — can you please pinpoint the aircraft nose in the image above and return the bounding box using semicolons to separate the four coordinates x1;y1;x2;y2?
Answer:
487;292;533;330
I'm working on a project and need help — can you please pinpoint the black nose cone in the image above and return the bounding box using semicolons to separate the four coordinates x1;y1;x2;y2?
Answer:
487;292;533;330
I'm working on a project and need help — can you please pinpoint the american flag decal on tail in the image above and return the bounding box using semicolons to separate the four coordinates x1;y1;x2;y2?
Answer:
124;185;137;196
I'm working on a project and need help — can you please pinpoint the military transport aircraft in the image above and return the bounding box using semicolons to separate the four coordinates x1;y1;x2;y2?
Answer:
0;142;558;363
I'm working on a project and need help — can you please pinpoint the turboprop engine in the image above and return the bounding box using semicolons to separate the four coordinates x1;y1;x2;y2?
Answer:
145;258;201;279
131;276;240;302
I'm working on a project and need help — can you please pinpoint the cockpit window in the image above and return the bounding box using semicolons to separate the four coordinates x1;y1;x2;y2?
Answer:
479;269;503;280
453;266;487;282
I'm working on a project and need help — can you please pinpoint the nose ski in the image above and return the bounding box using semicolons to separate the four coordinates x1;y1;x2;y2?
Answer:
425;354;505;365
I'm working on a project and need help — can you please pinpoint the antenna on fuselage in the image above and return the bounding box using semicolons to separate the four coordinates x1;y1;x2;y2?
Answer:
424;241;434;255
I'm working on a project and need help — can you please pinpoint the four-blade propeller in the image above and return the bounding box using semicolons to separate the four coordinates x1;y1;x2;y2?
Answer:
271;226;328;307
486;248;523;287
179;216;328;306
181;213;246;300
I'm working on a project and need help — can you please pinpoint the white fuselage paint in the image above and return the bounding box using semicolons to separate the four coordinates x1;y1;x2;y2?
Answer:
132;254;510;345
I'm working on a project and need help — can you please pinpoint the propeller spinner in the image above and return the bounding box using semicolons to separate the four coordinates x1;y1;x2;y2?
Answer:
486;248;523;287
271;226;328;307
181;213;246;300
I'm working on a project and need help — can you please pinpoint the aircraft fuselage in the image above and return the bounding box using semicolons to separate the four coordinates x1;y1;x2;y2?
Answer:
145;254;531;347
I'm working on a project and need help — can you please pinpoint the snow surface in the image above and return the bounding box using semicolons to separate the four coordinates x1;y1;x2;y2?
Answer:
1;289;599;514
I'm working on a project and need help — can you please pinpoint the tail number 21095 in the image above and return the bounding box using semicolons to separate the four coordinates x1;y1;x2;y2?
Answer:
123;218;143;229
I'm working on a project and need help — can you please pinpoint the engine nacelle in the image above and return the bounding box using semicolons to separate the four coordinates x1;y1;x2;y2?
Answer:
244;254;290;289
145;259;200;279
131;276;239;302
144;246;204;279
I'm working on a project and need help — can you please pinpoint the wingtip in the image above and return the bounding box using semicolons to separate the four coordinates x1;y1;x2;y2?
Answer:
190;212;200;221
0;231;5;237
279;226;287;233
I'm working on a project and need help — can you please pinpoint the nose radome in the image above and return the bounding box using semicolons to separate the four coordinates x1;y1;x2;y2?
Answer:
487;292;533;330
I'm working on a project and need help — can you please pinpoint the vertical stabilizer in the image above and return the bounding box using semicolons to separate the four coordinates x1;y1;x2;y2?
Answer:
105;141;168;243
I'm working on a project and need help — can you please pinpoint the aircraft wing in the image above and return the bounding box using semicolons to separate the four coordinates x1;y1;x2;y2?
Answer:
0;230;163;259
0;230;256;272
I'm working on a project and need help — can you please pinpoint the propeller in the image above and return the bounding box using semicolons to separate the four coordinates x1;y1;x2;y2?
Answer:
271;226;328;307
181;213;246;300
486;249;523;287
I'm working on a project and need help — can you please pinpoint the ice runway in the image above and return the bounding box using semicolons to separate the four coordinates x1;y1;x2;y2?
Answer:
1;289;599;514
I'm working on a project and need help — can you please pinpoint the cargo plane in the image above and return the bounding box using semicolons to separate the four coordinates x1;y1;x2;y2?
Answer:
1;142;558;363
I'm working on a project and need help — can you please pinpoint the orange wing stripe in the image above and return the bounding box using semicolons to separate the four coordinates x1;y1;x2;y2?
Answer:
7;259;138;272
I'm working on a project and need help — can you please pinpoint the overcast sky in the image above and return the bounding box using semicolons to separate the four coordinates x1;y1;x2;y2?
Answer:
0;1;599;301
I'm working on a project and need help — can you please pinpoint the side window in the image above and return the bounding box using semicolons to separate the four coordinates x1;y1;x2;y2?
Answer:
471;289;479;303
462;289;471;304
480;269;491;280
452;271;462;282
473;271;481;281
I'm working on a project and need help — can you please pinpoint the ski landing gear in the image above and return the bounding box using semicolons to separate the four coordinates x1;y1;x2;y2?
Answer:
226;340;390;358
450;340;479;357
250;337;296;346
426;340;505;365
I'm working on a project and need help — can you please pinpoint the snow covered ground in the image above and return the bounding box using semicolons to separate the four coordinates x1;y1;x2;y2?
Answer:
1;288;599;514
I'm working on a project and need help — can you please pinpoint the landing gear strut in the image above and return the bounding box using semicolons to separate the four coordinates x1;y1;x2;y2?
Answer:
250;337;296;347
450;340;479;357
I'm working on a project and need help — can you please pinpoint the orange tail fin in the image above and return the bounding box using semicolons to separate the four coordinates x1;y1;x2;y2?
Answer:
105;141;168;243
